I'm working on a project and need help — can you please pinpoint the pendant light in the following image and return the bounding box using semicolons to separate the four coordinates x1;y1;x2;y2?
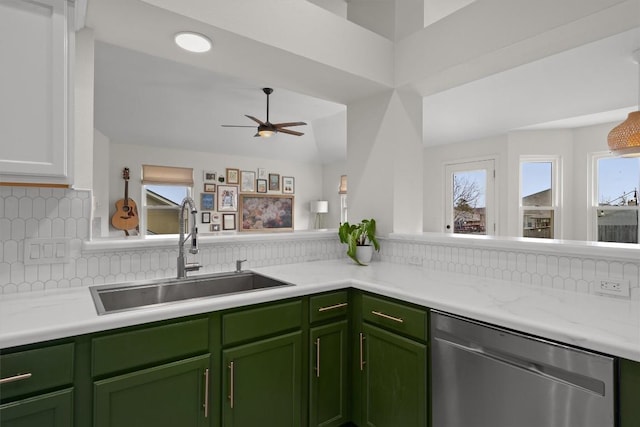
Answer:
607;50;640;157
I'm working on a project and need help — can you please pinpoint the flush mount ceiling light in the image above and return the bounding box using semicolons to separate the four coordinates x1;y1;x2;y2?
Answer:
174;32;212;53
608;49;640;157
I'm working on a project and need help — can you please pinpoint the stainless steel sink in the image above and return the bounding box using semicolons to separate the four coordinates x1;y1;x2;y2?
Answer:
90;271;292;315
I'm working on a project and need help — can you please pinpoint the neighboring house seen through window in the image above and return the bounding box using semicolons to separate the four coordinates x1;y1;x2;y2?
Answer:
141;165;194;235
592;154;640;244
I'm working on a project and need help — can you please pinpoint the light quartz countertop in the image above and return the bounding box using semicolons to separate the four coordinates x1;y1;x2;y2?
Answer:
1;259;639;362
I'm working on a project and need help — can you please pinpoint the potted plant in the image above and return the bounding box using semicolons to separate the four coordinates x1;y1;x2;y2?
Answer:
338;218;380;265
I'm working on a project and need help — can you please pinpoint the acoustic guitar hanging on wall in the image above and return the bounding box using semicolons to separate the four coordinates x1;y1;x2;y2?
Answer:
111;167;139;236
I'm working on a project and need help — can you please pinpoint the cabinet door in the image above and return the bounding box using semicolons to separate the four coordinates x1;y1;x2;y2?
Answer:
0;0;72;182
620;358;640;427
360;323;427;427
310;321;349;427
222;331;302;427
94;354;210;427
0;388;73;427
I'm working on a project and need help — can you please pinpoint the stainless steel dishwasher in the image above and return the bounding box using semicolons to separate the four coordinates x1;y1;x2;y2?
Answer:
431;311;615;427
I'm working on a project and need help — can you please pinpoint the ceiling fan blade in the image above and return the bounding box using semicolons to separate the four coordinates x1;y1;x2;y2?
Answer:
245;115;266;125
273;121;307;128
278;128;304;136
221;125;257;128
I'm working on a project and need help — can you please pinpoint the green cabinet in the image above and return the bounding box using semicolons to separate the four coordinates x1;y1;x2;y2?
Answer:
222;332;302;427
310;321;349;427
0;388;73;427
620;358;640;427
359;323;427;427
93;354;211;427
0;342;75;427
354;292;428;427
308;290;350;427
91;317;211;427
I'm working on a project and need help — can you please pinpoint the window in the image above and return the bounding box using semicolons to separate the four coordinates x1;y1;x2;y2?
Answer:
592;154;640;244
141;165;194;235
520;158;559;239
445;160;495;235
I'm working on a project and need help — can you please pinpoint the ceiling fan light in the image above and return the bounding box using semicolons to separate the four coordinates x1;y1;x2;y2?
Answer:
607;111;640;157
174;32;212;53
258;129;275;138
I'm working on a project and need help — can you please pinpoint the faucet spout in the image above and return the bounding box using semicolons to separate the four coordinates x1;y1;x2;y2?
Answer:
177;197;201;279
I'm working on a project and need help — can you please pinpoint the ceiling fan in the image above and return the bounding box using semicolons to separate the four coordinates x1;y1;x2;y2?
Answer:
222;88;307;137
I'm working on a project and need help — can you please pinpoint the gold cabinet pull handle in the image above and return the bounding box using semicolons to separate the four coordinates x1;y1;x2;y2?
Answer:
314;338;321;377
0;373;32;385
203;368;210;418
359;332;366;371
318;302;348;312
371;310;404;323
228;361;234;409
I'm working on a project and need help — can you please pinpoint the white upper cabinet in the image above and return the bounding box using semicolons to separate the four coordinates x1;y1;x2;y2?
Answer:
0;0;74;185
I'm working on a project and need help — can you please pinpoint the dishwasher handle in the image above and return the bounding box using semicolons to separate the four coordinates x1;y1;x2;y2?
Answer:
433;330;605;396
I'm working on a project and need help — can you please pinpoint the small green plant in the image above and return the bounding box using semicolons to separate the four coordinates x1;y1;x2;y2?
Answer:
338;218;380;265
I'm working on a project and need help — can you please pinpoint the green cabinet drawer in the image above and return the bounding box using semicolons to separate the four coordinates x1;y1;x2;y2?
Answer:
0;343;74;401
92;317;209;377
361;294;427;341
223;300;302;346
310;291;349;324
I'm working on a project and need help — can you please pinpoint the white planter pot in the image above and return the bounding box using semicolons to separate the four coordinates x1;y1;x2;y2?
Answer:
355;245;374;265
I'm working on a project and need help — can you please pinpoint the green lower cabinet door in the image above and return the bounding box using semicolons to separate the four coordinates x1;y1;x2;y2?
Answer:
222;331;302;427
620;358;640;427
93;354;210;427
361;323;427;427
0;388;73;427
310;321;349;427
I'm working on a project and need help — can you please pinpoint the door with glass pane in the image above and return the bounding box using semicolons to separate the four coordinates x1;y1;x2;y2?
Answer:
445;160;495;235
594;156;640;243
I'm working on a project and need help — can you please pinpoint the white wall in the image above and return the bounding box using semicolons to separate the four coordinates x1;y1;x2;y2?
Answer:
92;130;110;237
424;0;475;27
99;142;324;237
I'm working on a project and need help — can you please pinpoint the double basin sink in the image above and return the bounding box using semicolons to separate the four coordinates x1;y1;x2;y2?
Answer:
90;271;292;315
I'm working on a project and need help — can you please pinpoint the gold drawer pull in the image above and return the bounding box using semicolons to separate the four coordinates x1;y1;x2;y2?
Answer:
318;302;348;312
0;373;32;385
371;310;404;323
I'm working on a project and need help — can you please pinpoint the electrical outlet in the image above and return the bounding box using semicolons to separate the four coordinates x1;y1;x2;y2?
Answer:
592;278;631;298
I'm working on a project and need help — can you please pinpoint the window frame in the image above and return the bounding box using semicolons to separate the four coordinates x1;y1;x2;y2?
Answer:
588;151;640;243
518;155;561;239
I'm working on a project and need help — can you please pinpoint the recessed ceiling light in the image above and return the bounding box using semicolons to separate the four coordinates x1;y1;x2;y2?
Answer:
174;32;212;53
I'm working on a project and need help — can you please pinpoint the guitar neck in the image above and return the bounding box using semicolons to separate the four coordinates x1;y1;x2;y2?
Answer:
124;180;129;206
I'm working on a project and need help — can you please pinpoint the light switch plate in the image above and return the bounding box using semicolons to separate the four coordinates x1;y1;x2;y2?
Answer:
23;238;70;265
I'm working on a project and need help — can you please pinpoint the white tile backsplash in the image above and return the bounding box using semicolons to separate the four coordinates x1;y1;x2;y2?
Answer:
3;186;640;300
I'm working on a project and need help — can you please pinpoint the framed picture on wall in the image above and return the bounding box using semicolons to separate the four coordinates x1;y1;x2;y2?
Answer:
282;176;295;194
204;183;216;193
203;170;216;182
222;213;236;230
257;168;267;180
226;168;239;184
217;185;238;212
239;194;294;232
257;179;267;193
269;173;280;191
210;224;220;232
201;212;211;223
240;170;256;192
201;193;214;210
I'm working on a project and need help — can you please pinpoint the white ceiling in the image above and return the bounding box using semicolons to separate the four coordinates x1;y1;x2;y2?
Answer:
94;42;347;164
90;1;640;162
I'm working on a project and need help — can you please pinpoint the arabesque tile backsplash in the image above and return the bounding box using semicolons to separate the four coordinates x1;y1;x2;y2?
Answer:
1;186;638;300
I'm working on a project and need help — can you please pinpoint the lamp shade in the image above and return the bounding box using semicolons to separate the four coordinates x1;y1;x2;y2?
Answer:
310;201;328;213
607;111;640;157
